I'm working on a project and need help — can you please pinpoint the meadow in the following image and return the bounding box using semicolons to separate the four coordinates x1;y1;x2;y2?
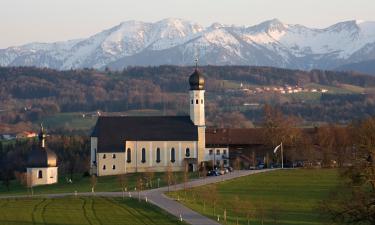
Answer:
0;172;199;197
0;197;186;225
168;169;340;225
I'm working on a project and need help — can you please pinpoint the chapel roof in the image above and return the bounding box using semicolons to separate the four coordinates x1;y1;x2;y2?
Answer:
92;116;198;153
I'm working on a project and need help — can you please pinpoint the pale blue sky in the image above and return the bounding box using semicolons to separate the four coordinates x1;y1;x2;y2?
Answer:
1;0;374;48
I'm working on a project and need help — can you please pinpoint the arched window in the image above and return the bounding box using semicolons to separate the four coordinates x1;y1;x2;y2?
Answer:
112;165;116;170
112;154;116;159
126;148;131;163
196;99;199;104
103;165;106;170
38;170;43;179
103;154;106;159
170;148;175;163
185;148;190;157
156;148;161;163
141;148;146;163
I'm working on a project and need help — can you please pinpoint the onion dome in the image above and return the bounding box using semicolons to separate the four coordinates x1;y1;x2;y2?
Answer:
27;126;57;168
189;68;205;90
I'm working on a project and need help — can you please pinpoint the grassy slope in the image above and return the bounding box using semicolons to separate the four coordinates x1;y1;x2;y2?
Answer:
0;197;186;225
0;172;199;196
168;169;339;225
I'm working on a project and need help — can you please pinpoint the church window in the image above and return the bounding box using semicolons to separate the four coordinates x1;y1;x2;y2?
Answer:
38;170;43;179
185;148;190;157
141;148;146;163
170;148;175;163
126;148;131;163
196;99;199;104
112;154;116;159
103;165;106;170
156;148;161;163
103;154;106;159
112;165;116;170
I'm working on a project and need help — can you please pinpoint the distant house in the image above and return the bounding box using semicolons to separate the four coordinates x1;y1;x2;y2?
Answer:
1;134;17;140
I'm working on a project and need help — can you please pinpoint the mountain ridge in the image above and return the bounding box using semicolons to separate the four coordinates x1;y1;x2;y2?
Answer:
1;18;375;71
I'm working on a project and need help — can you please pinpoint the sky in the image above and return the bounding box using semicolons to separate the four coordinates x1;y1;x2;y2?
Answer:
1;0;374;48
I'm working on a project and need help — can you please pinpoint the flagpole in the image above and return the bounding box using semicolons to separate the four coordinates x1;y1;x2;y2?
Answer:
281;142;284;169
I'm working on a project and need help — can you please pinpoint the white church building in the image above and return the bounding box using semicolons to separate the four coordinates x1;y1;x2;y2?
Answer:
26;127;58;186
90;67;229;176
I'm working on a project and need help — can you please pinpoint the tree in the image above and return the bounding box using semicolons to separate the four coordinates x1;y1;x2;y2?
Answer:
233;195;243;225
242;200;255;225
164;163;174;193
90;175;97;193
322;117;375;224
234;156;241;172
136;175;143;201
117;173;128;199
268;204;281;225
181;161;189;192
144;168;155;189
255;200;266;225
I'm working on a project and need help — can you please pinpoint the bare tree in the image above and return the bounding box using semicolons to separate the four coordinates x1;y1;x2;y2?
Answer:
268;204;281;225
242;201;255;225
144;168;155;189
233;195;243;225
164;163;174;193
183;160;189;192
117;173;127;199
234;156;241;172
90;175;97;193
136;175;143;201
322;117;375;225
255;200;266;225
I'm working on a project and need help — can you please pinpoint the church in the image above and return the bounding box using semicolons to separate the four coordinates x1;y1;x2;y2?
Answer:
90;67;229;176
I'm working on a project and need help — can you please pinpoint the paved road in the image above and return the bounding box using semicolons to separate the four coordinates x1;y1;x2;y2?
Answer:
0;169;276;225
140;169;274;225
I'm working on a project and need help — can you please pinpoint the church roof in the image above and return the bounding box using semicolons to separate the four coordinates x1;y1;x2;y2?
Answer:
27;145;57;168
92;116;198;153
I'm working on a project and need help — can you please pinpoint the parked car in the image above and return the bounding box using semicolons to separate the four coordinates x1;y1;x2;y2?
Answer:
226;167;233;172
257;163;265;169
207;170;220;176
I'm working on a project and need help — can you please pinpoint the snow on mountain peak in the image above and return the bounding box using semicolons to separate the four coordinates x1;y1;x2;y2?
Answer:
1;18;375;70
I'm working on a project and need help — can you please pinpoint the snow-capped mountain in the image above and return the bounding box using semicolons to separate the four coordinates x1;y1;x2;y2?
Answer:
1;18;375;71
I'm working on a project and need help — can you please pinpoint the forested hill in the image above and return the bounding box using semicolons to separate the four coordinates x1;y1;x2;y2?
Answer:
1;66;375;134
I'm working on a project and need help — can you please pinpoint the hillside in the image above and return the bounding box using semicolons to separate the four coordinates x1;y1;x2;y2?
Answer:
1;66;375;134
336;59;375;75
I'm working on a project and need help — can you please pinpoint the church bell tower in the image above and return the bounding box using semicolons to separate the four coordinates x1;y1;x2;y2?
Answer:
189;64;205;126
188;62;206;165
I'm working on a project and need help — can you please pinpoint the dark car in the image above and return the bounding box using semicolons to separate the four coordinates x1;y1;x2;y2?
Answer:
207;170;220;176
257;163;265;169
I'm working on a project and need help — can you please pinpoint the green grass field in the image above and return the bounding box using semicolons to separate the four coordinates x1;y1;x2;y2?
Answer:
0;197;186;225
168;169;340;225
0;172;199;196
